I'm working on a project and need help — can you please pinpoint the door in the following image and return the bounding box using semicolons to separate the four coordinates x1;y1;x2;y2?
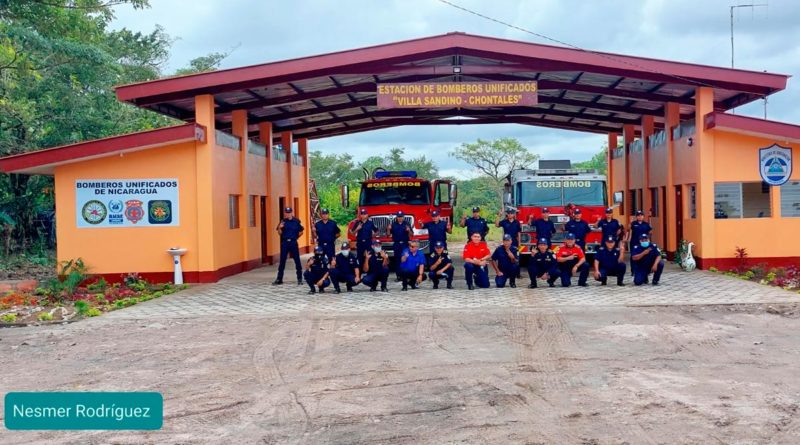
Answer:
260;196;268;263
675;186;683;244
433;180;454;220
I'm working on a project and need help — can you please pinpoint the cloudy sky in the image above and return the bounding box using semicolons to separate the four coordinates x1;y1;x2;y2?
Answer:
112;0;799;178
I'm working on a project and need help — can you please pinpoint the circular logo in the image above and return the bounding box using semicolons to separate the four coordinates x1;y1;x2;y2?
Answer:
763;156;789;183
81;200;107;225
149;200;171;223
108;200;124;213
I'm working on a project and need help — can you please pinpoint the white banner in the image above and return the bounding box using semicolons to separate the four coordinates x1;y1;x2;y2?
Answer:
75;179;180;228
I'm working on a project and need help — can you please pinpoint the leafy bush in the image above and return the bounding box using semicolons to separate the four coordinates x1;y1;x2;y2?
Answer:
1;313;17;323
38;312;53;321
86;277;108;292
86;308;102;317
74;300;90;315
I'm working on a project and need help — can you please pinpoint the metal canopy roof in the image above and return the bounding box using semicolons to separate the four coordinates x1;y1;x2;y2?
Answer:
115;32;789;142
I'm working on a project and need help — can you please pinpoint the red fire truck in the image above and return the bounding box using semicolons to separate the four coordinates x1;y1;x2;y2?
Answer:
341;169;456;254
505;160;607;259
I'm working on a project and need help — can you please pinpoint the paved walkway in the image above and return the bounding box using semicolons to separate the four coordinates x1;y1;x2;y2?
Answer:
105;263;800;319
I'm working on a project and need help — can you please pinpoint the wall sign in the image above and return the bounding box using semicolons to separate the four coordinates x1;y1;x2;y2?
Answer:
759;144;792;186
75;179;179;228
377;81;538;108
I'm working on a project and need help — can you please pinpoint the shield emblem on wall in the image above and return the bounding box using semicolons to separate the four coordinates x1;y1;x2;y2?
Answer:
759;144;792;186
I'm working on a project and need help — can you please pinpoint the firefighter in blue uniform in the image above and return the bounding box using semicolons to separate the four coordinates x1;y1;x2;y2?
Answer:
349;208;378;266
362;239;390;292
597;208;622;246
331;241;361;293
390;210;412;281
460;206;490;241
273;207;304;285
398;239;427;291
628;210;652;276
496;208;522;248
313;208;340;260
527;237;558;288
422;210;452;253
556;233;589;287
593;236;627;286
491;234;520;288
631;233;665;286
528;207;556;246
427;241;453;289
303;246;331;294
564;208;591;250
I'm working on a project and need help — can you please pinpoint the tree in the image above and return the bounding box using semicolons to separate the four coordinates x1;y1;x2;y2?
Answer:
450;137;538;205
573;145;608;175
173;51;230;76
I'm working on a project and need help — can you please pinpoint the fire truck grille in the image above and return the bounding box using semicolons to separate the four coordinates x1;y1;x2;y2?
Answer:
371;215;414;236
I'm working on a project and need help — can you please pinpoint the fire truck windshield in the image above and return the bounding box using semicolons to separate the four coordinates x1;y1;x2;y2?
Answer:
359;181;431;206
516;180;607;206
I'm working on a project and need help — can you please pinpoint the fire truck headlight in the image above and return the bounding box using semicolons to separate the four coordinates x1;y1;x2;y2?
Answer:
413;228;429;236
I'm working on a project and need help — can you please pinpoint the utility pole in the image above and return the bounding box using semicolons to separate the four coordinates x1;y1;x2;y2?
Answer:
729;3;768;116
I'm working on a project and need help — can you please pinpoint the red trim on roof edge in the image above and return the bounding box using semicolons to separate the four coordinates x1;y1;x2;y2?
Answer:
0;124;205;174
704;112;800;141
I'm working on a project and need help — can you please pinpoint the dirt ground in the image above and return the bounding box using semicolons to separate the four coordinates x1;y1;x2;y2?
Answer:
1;302;800;444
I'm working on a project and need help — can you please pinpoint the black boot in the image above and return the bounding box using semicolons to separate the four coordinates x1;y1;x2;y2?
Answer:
272;279;283;285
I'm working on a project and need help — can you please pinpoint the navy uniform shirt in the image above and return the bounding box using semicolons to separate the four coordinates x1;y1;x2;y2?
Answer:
564;219;591;242
492;245;519;269
498;219;522;244
334;252;359;275
595;245;623;269
308;254;330;274
353;219;378;244
390;220;411;244
532;218;556;242
314;219;340;244
280;217;304;241
423;220;449;245
630;221;652;247
631;243;661;267
597;218;621;240
364;251;388;272
530;250;557;271
464;217;489;239
428;251;452;271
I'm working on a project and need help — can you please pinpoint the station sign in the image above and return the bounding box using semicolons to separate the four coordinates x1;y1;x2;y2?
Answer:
377;81;538;108
75;179;180;228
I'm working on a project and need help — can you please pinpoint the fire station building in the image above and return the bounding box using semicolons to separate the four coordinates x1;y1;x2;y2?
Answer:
0;32;797;281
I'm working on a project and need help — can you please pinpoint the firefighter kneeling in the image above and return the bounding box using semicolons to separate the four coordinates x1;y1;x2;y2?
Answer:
398;239;427;291
331;241;361;293
428;241;453;289
492;234;519;288
528;237;558;288
362;239;390;292
593;236;627;286
556;233;589;287
303;246;331;294
631;233;665;286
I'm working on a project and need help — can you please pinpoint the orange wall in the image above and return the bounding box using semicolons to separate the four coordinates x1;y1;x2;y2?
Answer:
611;155;626;213
648;143;668;187
55;141;199;275
672;135;698;185
628;147;645;190
212;145;243;269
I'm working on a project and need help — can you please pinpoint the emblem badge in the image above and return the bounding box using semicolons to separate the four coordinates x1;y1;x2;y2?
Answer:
81;200;107;225
759;144;792;186
108;200;124;214
124;199;145;224
148;200;172;224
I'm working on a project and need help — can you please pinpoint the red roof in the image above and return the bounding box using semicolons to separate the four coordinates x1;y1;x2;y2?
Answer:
0;124;205;175
115;32;789;141
704;112;800;143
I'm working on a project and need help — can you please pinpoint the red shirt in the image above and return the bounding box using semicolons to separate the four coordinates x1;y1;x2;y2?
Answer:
558;245;585;260
463;241;491;260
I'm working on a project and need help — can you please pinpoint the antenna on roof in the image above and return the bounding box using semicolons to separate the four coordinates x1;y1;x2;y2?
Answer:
729;2;768;116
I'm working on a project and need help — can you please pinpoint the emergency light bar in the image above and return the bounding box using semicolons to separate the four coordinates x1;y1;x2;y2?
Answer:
374;171;418;178
526;168;597;176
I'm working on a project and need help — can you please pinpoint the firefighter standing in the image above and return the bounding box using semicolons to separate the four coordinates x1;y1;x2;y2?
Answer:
631;233;665;286
593;236;627;286
350;209;378;266
491;234;520;288
331;241;361;293
427;241;453;289
362;239;389;292
460;206;489;241
398;239;427;291
463;232;491;290
528;237;558;288
313;208;340;260
528;207;556;247
303;246;331;294
564;208;591;250
423;210;452;253
273;207;304;285
496;208;522;248
557;233;589;287
597;208;622;246
390;210;412;281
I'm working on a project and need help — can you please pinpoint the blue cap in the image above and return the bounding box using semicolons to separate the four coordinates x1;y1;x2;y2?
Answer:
542;207;550;213
396;210;405;217
573;208;581;215
537;238;549;245
605;236;616;243
472;206;480;212
605;207;613;214
360;209;368;215
635;210;644;216
431;210;440;216
640;233;650;240
284;207;293;213
372;239;382;245
503;234;512;241
434;241;445;248
314;245;323;253
321;208;329;214
566;233;576;240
